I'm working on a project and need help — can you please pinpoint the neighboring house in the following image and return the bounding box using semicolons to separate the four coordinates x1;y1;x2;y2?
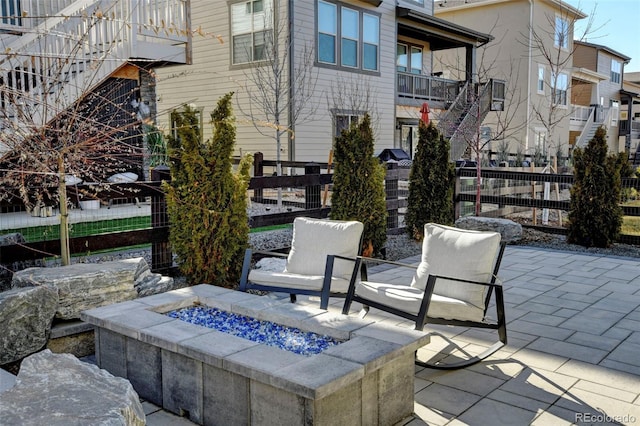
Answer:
0;0;190;178
154;0;505;164
620;73;640;165
434;0;636;162
571;41;631;154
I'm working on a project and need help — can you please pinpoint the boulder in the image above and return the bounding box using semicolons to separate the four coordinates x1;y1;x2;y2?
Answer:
11;258;146;320
0;350;145;425
455;217;522;243
0;286;58;365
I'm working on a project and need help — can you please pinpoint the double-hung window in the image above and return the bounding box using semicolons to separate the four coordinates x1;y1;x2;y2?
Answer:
317;1;380;73
341;8;359;68
231;0;273;65
554;15;569;49
334;113;360;138
611;60;621;84
552;72;568;106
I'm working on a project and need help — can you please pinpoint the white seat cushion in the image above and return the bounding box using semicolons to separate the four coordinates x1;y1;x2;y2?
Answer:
356;280;485;322
410;223;501;308
285;217;364;280
248;269;351;293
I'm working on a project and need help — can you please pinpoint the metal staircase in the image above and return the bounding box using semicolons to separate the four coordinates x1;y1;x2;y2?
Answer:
0;0;188;133
437;79;502;161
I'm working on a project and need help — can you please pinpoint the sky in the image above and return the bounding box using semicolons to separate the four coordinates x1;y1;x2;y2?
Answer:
565;0;640;73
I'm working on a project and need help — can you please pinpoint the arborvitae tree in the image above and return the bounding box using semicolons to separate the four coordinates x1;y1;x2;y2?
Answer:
164;93;252;286
331;115;387;256
405;122;455;240
567;126;622;248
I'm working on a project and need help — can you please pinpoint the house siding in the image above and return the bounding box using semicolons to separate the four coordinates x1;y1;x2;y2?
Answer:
436;0;581;157
154;0;396;164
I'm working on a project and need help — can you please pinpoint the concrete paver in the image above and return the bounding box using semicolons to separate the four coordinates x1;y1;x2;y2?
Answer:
134;246;640;425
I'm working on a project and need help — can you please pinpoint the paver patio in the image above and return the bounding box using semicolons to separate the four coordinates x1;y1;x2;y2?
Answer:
141;245;640;425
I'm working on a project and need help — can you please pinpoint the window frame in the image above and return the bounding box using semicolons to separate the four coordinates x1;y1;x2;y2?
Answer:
170;107;204;143
537;64;545;94
554;15;569;50
551;71;568;107
332;109;365;139
316;0;381;75
396;42;422;75
230;0;274;66
611;59;621;84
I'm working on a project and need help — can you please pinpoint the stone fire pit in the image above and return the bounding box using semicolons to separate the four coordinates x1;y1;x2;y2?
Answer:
81;285;429;425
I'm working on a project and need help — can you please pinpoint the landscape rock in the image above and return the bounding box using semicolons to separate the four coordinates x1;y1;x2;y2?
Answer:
11;258;145;320
0;350;145;425
0;286;58;365
455;216;522;242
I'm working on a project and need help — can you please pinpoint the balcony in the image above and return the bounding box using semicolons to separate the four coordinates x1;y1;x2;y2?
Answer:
396;72;461;107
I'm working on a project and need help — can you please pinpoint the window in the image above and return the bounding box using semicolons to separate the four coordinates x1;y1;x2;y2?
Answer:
396;43;422;74
534;129;547;157
410;47;422;74
552;72;568;106
317;1;380;72
611;60;621;84
170;107;204;142
341;8;359;68
396;44;407;72
610;100;619;127
334;113;360;138
362;13;379;71
537;65;545;94
1;0;21;29
554;15;569;49
231;0;273;64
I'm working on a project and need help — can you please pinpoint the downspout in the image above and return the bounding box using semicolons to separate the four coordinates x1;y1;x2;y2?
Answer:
526;0;533;151
288;0;295;161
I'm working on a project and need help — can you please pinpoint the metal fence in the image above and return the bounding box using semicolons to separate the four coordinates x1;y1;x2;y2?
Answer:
2;159;639;277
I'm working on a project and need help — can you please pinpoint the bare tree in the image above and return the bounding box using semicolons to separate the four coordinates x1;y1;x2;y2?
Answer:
234;4;318;208
326;74;380;138
0;1;206;265
435;24;528;215
525;3;597;157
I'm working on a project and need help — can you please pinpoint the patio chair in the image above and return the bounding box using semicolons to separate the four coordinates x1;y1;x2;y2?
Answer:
239;217;364;310
342;223;507;369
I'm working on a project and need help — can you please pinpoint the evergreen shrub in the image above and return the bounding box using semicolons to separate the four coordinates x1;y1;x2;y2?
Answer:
164;93;253;286
330;115;387;256
405;122;455;240
567;126;622;247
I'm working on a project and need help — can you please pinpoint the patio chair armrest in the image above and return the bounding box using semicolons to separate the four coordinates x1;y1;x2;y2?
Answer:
357;256;419;271
247;249;290;258
427;274;503;289
240;248;289;291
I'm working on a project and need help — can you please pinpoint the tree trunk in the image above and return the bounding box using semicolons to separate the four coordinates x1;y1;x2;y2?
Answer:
58;157;71;265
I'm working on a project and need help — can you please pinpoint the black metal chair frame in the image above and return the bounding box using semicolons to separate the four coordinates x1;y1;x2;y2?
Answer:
239;245;361;310
342;242;507;369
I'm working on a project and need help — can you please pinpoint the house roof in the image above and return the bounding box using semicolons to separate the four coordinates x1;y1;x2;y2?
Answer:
396;7;494;50
574;40;631;63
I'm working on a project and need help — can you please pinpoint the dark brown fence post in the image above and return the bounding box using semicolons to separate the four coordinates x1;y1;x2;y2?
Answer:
386;162;398;229
305;163;321;210
454;169;461;220
151;166;172;273
253;152;264;203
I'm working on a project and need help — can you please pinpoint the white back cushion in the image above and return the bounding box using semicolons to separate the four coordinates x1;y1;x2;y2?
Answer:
285;217;364;279
410;223;501;307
